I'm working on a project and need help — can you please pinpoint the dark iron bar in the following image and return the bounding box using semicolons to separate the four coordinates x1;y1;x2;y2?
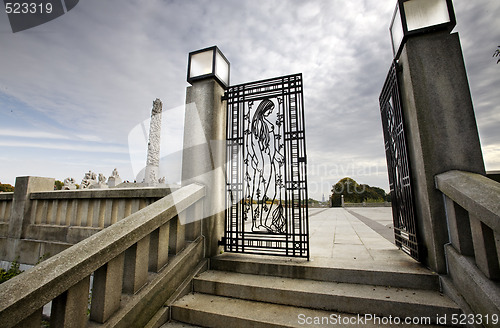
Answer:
379;62;419;260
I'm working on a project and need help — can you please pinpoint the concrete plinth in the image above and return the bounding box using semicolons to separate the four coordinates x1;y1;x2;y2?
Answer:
181;79;226;258
397;31;485;273
107;176;122;188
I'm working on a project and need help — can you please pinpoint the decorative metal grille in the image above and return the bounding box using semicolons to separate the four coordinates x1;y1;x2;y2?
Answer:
224;73;309;259
379;62;419;260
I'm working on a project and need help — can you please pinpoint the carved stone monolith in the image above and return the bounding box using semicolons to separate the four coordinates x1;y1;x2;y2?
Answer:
144;98;163;186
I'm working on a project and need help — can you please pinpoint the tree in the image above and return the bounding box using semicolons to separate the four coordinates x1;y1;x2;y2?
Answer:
330;177;389;207
54;180;64;190
308;198;320;208
331;177;364;206
0;259;23;284
0;183;14;192
358;184;384;203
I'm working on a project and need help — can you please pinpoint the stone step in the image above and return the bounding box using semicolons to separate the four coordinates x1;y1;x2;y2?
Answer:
210;253;439;290
170;293;453;328
161;321;202;328
193;270;461;322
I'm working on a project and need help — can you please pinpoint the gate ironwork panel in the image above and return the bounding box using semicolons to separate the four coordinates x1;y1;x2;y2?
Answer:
379;62;419;260
224;73;309;259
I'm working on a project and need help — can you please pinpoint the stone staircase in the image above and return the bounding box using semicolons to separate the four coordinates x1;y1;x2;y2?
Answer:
162;254;462;327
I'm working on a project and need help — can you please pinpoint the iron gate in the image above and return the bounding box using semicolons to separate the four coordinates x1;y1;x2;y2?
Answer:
223;73;309;259
379;62;419;260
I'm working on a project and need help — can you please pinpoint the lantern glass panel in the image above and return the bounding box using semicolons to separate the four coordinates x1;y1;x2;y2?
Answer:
215;51;229;87
189;50;213;79
404;0;450;32
390;4;404;56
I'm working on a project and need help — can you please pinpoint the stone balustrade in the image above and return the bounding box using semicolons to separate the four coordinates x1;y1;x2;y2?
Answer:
0;177;181;265
0;183;206;328
435;170;500;323
0;192;13;224
29;188;173;228
23;187;175;247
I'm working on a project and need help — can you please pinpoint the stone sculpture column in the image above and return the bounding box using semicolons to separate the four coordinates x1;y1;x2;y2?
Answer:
144;98;163;186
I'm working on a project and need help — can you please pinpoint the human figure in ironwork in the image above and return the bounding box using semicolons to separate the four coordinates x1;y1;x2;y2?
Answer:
245;98;286;233
386;98;407;231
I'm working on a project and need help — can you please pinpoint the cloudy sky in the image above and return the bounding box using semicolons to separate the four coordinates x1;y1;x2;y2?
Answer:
0;0;499;201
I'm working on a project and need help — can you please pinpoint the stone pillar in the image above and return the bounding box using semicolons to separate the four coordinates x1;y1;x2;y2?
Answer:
144;98;162;186
8;176;54;239
181;79;226;258
397;31;485;273
4;176;54;263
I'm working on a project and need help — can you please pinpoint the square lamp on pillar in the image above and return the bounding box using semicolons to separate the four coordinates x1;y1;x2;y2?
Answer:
187;46;230;89
390;0;456;58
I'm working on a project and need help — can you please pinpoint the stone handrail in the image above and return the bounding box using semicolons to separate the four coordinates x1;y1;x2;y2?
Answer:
30;187;174;200
0;183;205;328
435;170;500;324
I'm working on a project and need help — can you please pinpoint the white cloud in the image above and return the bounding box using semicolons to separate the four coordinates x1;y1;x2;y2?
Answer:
0;129;70;140
0;140;128;154
483;144;500;172
0;0;498;200
75;134;103;142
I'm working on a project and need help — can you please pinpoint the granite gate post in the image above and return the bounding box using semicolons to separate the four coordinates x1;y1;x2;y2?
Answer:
180;46;229;258
396;31;485;273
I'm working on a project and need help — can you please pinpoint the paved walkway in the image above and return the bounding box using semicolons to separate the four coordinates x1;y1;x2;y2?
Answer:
308;208;423;271
344;207;395;244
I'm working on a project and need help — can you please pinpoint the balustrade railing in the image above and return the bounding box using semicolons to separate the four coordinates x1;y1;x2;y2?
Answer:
436;170;500;279
29;187;174;229
0;186;178;249
0;183;205;328
435;170;500;325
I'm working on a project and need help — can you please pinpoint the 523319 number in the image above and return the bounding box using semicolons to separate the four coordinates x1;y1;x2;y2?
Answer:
3;1;80;33
5;2;53;14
